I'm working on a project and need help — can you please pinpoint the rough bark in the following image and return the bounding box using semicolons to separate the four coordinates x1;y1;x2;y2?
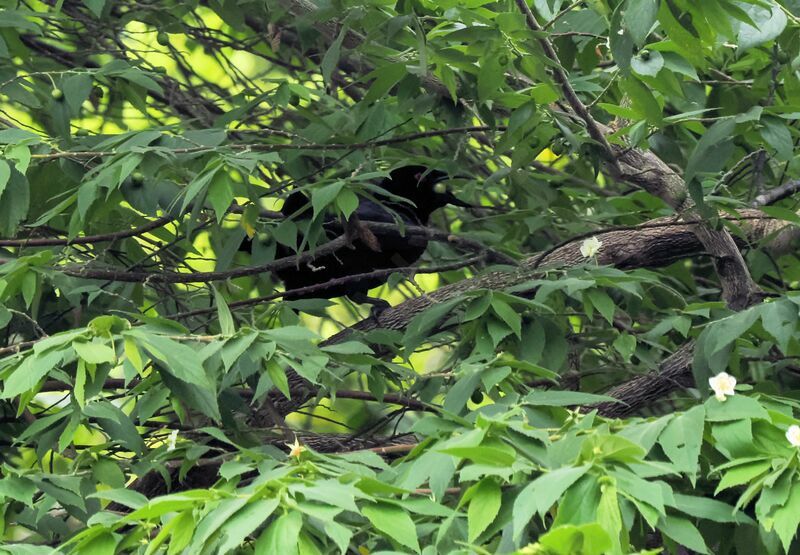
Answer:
594;342;696;418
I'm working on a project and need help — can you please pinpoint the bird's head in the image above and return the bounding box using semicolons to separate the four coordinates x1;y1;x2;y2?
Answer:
383;165;473;222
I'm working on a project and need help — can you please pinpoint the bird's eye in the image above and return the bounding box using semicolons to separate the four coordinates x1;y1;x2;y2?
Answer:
414;172;423;183
433;182;447;194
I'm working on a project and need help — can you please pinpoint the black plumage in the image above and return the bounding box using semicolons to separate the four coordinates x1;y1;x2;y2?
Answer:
270;165;470;306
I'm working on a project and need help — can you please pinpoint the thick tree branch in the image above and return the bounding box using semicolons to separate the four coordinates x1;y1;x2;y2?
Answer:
593;343;695;418
323;210;793;345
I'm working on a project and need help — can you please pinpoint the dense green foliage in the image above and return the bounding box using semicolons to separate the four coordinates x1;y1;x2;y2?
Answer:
2;0;800;553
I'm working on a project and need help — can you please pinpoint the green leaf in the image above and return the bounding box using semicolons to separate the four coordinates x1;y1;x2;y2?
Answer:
684;118;736;183
672;493;754;525
129;332;213;390
187;497;252;553
84;400;145;454
119;68;163;93
657;1;705;67
0;166;30;236
1;349;64;399
658;405;704;485
491;298;521;337
82;0;107;17
73;340;116;364
440;438;516;466
612;332;636;362
624;0;658;45
610;5;635;74
62;73;93;114
705;394;769;422
254;510;303;555
513;465;591;538
658;515;709;554
213;286;235;336
335;189;359;219
321;27;347;87
477;52;505;102
538;523;612;555
619;76;661;124
771;478;800;553
403;298;462;353
0;475;36;505
181;165;219;214
524;390;620;407
596;483;624;553
467;478;501;542
0;159;10;199
364;63;407;103
323;520;352;555
760;300;796;352
207;173;234;223
761;116;793;161
361;502;420;553
631;50;664;77
312;181;344;218
715;459;771;494
736;4;787;51
88;488;148;510
266;360;291;398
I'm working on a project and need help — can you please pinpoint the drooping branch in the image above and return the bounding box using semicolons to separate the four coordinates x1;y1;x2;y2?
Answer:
0;215;174;247
58;222;514;283
29;126;507;161
60;234;350;282
171;254;487;319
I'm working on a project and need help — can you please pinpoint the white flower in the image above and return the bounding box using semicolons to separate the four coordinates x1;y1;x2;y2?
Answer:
286;436;305;458
709;372;736;401
787;425;800;447
580;236;602;258
166;429;178;451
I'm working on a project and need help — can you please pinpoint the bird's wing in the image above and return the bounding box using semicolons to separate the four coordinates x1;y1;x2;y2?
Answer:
281;190;312;217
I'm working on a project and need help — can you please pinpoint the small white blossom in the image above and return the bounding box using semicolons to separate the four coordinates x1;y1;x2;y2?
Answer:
709;372;736;401
787;425;800;447
166;429;178;451
580;236;602;258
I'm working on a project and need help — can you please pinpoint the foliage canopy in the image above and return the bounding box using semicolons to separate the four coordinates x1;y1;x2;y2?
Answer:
2;0;800;553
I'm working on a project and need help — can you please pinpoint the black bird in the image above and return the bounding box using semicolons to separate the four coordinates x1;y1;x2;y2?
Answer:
267;165;472;309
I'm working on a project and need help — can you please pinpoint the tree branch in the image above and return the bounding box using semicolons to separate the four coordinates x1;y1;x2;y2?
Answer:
0;215;174;247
